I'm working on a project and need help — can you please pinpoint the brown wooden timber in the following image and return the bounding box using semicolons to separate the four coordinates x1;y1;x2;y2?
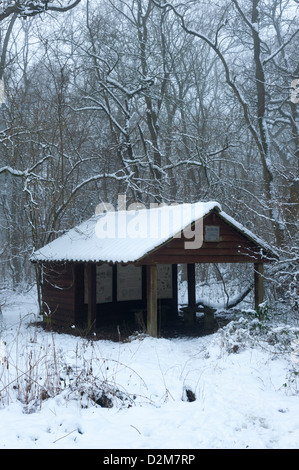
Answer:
86;263;96;329
42;262;76;326
254;263;264;310
172;264;178;315
137;211;273;265
186;264;196;325
138;254;268;265
74;263;85;325
146;265;158;337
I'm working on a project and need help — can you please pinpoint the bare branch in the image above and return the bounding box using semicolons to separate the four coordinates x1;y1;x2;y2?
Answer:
263;28;299;65
0;1;81;22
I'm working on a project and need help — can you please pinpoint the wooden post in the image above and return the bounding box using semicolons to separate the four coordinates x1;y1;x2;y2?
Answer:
112;264;117;304
172;264;178;318
185;263;196;325
254;263;264;310
146;265;158;337
187;264;196;307
74;263;85;325
87;263;96;329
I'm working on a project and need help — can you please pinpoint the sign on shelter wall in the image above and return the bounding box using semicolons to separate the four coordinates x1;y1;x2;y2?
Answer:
157;264;173;299
84;263;174;304
205;225;220;242
84;264;113;304
117;264;142;301
96;264;113;303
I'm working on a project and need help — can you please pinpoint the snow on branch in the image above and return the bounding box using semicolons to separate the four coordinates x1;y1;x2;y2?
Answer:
263;29;299;65
0;152;54;179
0;0;81;22
54;168;132;217
106;77;154;98
0;165;26;177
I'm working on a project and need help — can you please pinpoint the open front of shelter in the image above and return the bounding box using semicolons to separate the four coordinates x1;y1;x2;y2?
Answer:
31;201;278;337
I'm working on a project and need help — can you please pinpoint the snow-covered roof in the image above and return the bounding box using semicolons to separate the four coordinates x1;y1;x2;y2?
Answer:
31;201;277;264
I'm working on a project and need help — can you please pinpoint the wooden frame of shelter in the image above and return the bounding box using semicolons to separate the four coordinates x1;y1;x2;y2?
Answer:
31;202;278;337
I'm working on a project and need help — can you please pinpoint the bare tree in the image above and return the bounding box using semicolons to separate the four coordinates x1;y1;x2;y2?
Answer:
151;0;299;245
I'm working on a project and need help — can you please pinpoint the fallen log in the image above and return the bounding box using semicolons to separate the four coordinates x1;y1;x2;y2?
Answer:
180;284;253;315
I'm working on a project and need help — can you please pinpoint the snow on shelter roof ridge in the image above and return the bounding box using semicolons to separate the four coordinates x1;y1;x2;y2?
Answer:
30;201;277;263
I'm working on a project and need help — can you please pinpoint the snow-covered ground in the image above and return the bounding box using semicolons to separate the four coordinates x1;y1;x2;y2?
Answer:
0;288;299;449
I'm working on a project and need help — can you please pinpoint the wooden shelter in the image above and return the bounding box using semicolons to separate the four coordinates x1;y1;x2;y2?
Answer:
31;201;278;336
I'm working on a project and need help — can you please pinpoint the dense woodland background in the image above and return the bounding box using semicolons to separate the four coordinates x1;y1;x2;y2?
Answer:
0;0;298;312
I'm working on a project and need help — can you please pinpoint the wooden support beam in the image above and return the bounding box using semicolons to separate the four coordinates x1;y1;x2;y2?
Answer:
187;264;196;307
87;263;96;329
254;263;264;310
74;263;85;325
112;265;117;304
186;263;196;325
172;264;178;317
146;265;158;337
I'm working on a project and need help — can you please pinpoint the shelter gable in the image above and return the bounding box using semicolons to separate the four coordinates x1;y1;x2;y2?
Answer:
137;211;272;265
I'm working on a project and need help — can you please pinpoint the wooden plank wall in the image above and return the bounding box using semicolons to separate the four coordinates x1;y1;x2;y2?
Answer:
139;213;269;265
74;263;85;325
42;263;76;326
